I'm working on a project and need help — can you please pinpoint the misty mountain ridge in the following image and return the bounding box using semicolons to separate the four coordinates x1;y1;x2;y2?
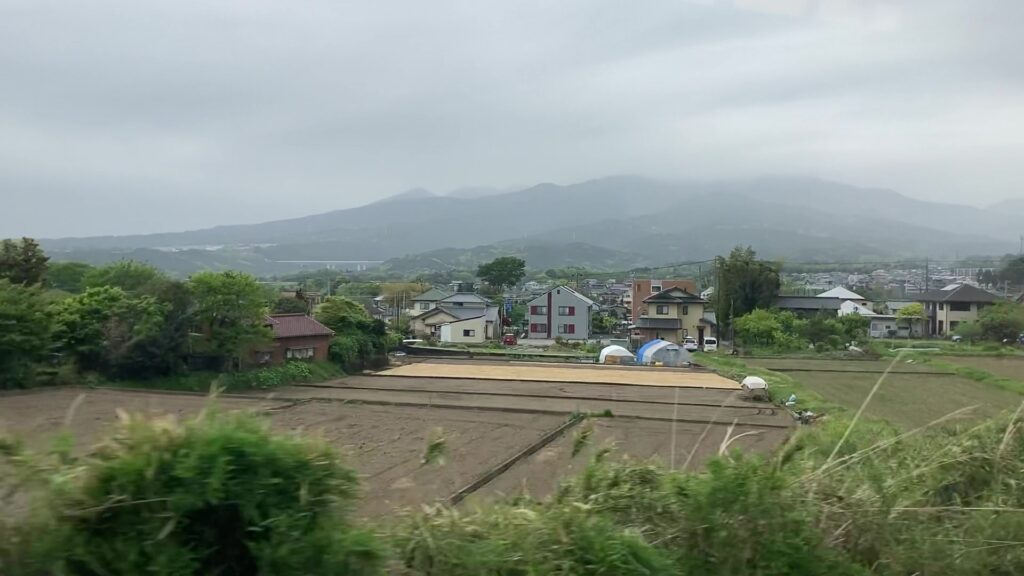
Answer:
41;176;1023;275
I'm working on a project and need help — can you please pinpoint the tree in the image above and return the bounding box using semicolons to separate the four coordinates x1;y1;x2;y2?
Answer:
0;237;49;286
273;296;309;314
50;286;168;375
0;280;53;387
954;321;984;343
997;256;1024;286
84;260;167;294
316;296;373;333
44;261;95;293
734;309;784;347
477;257;526;291
713;247;781;330
897;303;926;337
977;302;1024;342
189;271;272;369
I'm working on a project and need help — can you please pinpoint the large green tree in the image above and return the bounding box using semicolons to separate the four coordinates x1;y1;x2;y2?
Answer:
84;260;167;294
0;237;49;286
50;286;167;375
44;261;95;293
977;302;1024;342
713;246;781;330
316;296;373;333
0;280;53;387
997;255;1024;286
189;271;271;369
477;257;526;291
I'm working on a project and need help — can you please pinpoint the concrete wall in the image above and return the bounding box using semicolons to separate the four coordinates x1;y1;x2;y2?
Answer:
440;316;487;343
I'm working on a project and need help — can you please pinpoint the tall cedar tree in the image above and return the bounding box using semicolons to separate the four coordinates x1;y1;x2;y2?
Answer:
0;237;49;286
713;246;781;330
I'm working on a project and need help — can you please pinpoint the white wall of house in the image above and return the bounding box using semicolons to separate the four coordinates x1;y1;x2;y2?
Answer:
439;316;487;343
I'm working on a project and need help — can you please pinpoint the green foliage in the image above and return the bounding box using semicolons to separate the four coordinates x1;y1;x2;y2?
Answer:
3;411;382;575
83;260;167;294
189;271;272;368
50;286;168;376
592;312;618;334
713;246;781;329
476;256;526;290
394;504;675;576
997;255;1024;285
44;261;95;293
954;320;984;343
0;280;53;387
734;309;867;352
977;301;1024;342
272;296;309;314
896;302;925;319
0;237;49;286
316;296;373;332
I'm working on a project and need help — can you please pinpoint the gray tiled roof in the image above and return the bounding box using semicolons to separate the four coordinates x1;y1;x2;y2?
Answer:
634;318;682;329
412;288;452;302
774;296;843;310
916;284;1001;303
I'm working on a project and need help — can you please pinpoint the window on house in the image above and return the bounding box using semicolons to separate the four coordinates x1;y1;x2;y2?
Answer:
418;302;431;310
286;347;315;360
682;329;688;337
651;284;662;293
949;302;971;312
530;323;548;333
531;305;548;315
655;305;669;315
557;306;575;316
938;303;944;310
463;329;476;337
681;305;689;315
558;324;576;334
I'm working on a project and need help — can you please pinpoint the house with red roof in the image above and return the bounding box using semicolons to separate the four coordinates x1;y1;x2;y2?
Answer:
253;313;335;365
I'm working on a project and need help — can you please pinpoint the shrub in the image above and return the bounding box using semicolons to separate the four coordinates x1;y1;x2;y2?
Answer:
3;411;382;575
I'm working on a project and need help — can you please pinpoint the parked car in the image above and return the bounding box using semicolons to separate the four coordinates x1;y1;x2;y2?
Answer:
702;337;718;352
683;337;699;352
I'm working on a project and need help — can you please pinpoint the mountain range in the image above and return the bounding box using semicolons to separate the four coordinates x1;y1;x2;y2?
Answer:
41;176;1023;276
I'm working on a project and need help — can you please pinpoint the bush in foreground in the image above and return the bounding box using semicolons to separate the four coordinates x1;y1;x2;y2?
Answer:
2;410;381;575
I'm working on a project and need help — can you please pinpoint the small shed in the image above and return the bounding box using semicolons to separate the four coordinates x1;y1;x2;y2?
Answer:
599;345;634;364
636;339;692;367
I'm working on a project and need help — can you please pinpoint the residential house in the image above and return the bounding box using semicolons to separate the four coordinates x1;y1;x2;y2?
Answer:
631;287;710;344
409;288;452;317
411;306;499;341
838;300;900;338
774;296;844;317
630;279;697;321
526;285;597;340
817;286;872;309
917;283;1001;336
254;314;334;365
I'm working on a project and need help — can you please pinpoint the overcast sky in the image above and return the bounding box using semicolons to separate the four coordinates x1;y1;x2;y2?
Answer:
2;0;1022;238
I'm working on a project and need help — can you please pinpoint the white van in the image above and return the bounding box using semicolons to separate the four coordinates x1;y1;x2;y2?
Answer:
702;337;718;352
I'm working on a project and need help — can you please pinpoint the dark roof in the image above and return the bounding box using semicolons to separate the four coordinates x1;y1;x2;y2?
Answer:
634;318;682;329
774;296;843;311
265;314;335;338
439;293;492;305
916;284;1001;303
412;288;452;302
643;286;707;304
419;305;488;321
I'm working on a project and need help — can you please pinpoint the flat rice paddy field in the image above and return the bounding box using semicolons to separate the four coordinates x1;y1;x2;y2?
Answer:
0;359;790;517
936;356;1024;381
745;357;1022;429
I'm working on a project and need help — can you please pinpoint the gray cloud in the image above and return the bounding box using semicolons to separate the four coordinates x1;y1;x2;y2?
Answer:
1;0;1022;237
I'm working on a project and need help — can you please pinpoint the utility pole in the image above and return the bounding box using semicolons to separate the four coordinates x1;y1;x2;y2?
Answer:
924;257;930;292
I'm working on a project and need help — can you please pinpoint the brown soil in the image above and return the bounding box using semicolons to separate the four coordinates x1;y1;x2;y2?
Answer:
268;403;565;517
476;417;790;503
380;361;740;388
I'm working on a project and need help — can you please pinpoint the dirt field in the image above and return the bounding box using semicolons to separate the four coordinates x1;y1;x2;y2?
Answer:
0;361;792;517
379;361;740;389
745;357;951;374
476;418;789;503
0;388;280;451
780;370;1022;429
938;356;1024;381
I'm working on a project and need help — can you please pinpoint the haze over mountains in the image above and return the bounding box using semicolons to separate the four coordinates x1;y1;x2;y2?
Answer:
41;176;1023;276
